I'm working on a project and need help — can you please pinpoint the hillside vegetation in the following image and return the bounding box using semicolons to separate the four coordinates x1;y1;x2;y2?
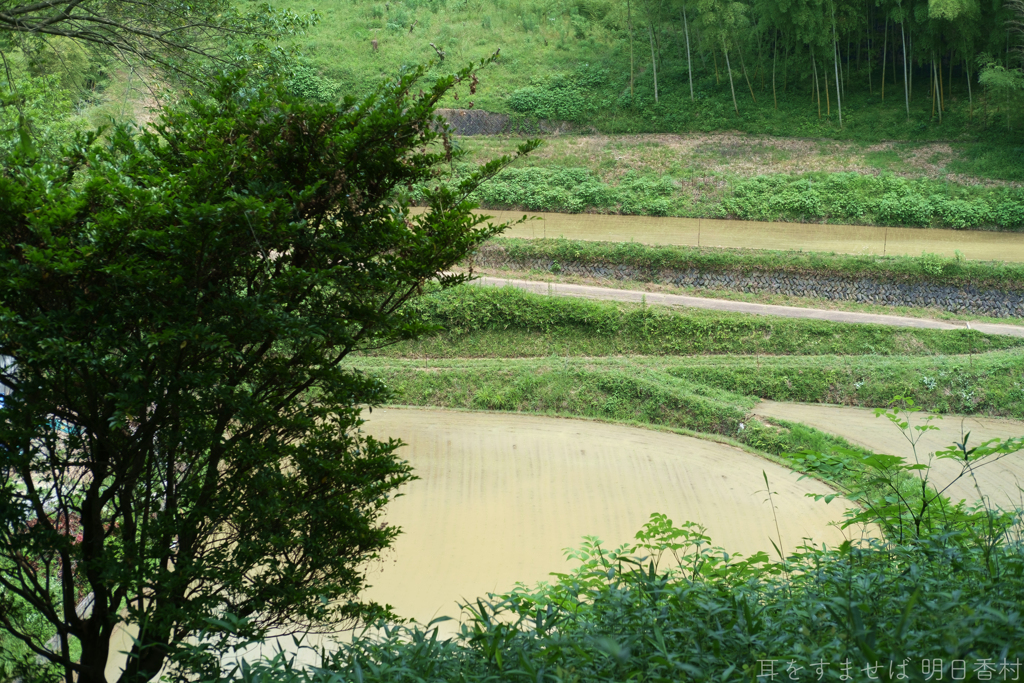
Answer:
276;0;1024;146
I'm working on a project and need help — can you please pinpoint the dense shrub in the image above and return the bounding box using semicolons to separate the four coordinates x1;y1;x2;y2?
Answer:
179;507;1024;681
429;163;1024;230
507;66;609;125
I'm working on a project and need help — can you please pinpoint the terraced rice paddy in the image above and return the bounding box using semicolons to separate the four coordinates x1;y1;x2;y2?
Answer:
411;208;1024;261
358;408;858;630
753;401;1024;510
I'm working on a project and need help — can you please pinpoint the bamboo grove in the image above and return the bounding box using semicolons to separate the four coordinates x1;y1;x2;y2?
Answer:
610;0;1024;128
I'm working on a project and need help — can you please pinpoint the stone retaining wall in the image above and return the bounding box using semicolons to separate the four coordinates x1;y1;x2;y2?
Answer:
435;109;576;135
470;251;1024;318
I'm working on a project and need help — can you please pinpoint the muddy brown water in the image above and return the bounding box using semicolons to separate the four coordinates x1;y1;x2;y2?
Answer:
753;401;1024;511
358;409;855;628
410;207;1024;262
205;407;858;667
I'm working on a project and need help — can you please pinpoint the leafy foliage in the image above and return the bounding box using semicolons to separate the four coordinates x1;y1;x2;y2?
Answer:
507;65;610;124
0;62;536;682
0;0;314;79
427;164;1024;229
0;70;84;157
168;504;1024;681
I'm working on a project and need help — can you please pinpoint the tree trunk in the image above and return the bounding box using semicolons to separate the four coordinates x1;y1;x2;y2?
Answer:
966;59;973;119
648;22;659;102
881;20;888;100
757;28;765;91
723;40;739;114
892;24;897;94
738;43;756;102
832;5;843;128
683;6;694;101
931;54;936;118
772;32;778;109
628;0;634;96
940;51;946;112
908;27;913;102
812;47;822;118
783;40;789;93
846;34;851;93
900;21;909;120
824;56;830;116
714;48;720;84
868;13;874;93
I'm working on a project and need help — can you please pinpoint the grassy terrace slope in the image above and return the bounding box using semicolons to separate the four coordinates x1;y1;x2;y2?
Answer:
354;284;1024;552
355;285;1024;483
372;285;1024;359
279;1;1024;228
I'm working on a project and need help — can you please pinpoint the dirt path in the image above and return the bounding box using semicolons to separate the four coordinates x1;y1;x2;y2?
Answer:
472;276;1024;338
753;401;1024;510
355;408;858;631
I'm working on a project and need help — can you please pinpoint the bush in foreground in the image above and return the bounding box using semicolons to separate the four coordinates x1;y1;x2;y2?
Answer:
181;509;1024;682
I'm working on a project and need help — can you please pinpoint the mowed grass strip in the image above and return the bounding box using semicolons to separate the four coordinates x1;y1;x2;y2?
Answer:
666;352;1024;418
369;285;1024;358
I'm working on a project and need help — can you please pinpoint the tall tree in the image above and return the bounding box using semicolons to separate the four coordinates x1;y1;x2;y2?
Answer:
0;61;537;682
696;0;751;113
681;4;696;100
0;0;311;79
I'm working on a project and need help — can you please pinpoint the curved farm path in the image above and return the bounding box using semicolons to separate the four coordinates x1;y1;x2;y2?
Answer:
471;276;1024;338
355;408;858;631
753;401;1024;510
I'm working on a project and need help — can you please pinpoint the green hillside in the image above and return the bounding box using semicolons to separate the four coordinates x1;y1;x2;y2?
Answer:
276;0;1024;149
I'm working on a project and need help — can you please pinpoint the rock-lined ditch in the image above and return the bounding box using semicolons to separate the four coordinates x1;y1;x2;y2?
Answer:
470;246;1024;318
435;108;578;135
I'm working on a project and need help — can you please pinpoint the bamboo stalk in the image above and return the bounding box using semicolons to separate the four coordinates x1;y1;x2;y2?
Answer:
881;20;888;100
723;41;739;114
628;0;634;96
739;44;757;102
648;22;659;103
772;32;778;110
813;48;822;118
683;6;694;101
900;21;909;120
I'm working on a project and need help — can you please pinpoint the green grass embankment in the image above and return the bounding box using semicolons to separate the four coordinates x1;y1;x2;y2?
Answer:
357;286;1024;503
371;285;1024;359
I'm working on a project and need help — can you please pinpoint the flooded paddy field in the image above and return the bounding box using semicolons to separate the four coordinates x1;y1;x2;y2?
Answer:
753;401;1024;510
358;408;856;629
